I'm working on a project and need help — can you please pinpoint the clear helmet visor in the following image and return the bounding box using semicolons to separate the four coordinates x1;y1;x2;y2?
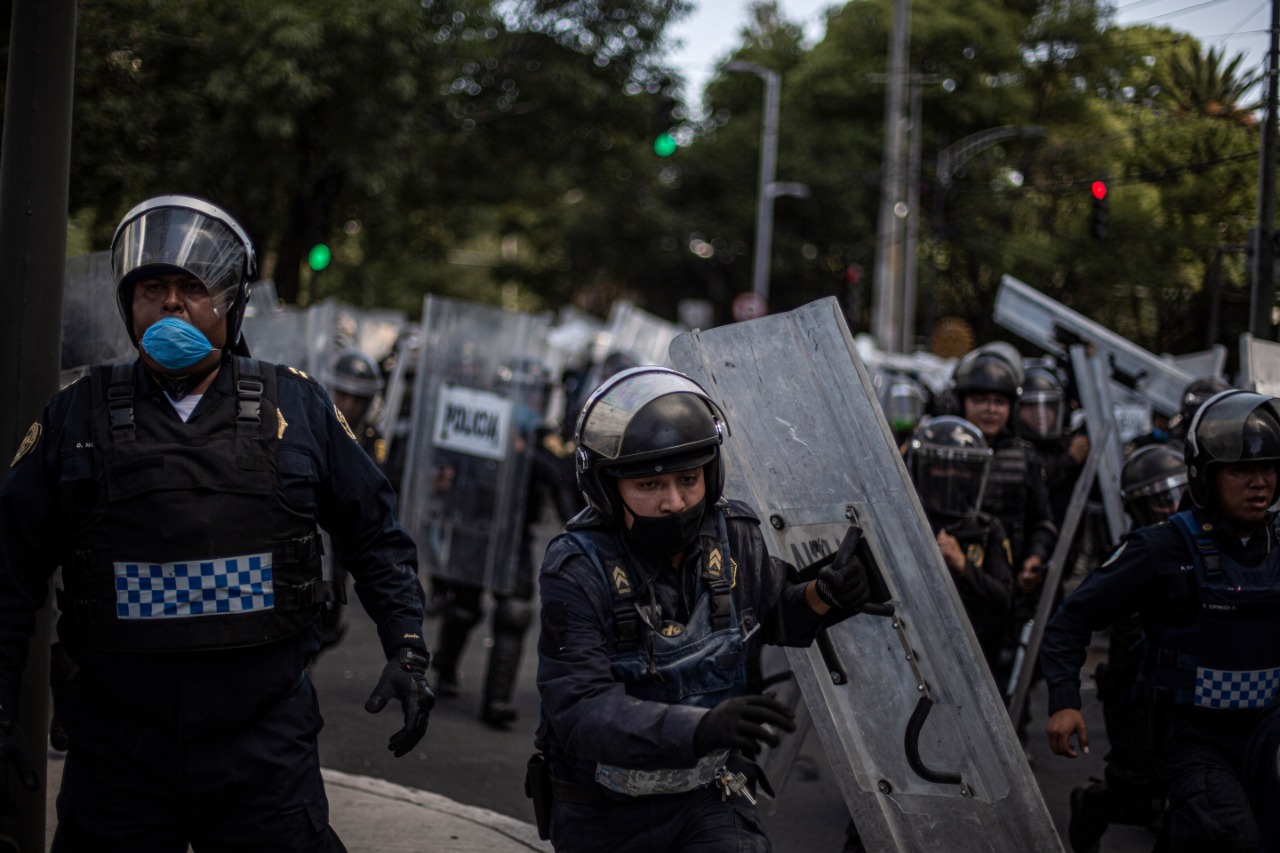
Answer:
1125;477;1187;527
1018;394;1064;441
911;447;991;518
885;383;926;433
113;205;250;319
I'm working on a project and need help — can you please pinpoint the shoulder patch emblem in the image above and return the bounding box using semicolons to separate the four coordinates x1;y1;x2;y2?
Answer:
966;543;985;568
334;405;358;441
9;421;40;468
277;407;288;440
659;621;684;637
707;548;723;579
286;366;315;383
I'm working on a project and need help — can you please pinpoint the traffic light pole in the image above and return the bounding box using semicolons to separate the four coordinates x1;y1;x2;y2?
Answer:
1252;0;1279;339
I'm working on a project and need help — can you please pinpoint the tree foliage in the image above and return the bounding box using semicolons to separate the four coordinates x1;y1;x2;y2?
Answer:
0;0;1269;354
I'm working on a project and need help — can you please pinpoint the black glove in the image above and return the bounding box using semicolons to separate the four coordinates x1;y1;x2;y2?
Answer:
815;528;871;613
364;647;436;758
0;719;37;792
692;695;796;759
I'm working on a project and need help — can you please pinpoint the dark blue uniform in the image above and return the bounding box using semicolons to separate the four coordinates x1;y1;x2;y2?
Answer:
535;499;826;853
1041;508;1280;849
0;358;426;851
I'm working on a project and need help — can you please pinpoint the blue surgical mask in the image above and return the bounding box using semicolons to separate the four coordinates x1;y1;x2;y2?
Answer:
140;316;217;370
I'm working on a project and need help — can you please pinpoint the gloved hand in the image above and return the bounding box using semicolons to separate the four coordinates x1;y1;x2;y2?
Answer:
692;695;796;759
364;647;436;758
0;719;37;791
815;527;871;613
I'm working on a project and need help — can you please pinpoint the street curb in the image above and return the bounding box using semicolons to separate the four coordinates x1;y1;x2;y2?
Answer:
321;768;552;851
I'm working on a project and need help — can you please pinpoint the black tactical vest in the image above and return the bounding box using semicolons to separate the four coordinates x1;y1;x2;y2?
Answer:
982;438;1031;561
57;358;330;652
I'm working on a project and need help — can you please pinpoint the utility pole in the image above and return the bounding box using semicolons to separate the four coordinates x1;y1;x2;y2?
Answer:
871;0;911;353
0;0;78;849
726;62;810;310
1252;0;1280;339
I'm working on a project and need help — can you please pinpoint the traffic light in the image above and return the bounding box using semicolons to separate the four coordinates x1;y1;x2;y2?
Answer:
651;95;678;158
1090;180;1109;240
308;243;332;272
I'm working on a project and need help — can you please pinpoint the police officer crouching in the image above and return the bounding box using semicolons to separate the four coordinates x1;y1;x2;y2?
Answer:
531;367;871;853
0;196;434;851
1041;389;1280;850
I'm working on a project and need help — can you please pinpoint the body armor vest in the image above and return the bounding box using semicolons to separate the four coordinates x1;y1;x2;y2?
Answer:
58;358;332;652
982;438;1031;560
561;507;748;797
1149;511;1280;709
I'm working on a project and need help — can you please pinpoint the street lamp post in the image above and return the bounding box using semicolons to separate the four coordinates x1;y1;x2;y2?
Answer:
726;61;795;307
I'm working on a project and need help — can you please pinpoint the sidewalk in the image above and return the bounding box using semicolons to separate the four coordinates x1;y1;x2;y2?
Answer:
42;752;553;852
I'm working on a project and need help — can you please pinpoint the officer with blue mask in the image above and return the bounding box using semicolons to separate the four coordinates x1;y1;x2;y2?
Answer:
1042;389;1280;850
531;367;871;853
0;195;434;851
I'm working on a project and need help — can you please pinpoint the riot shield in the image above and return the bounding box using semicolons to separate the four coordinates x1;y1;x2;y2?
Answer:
62;252;134;386
1239;333;1280;395
994;275;1196;417
602;300;682;367
669;297;1061;851
239;303;314;370
399;297;551;594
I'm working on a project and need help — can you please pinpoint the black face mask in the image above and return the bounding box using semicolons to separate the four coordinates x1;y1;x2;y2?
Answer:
623;499;707;559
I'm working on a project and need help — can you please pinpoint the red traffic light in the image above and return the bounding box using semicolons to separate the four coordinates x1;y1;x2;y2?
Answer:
1090;180;1108;201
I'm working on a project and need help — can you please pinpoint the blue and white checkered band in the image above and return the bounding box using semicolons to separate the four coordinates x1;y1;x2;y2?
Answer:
1194;666;1280;709
113;553;274;619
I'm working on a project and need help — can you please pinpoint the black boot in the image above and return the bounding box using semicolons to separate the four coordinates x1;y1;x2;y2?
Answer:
481;631;525;728
1068;784;1110;853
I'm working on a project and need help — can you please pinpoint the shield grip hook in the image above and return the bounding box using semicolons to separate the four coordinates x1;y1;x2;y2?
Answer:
903;695;963;786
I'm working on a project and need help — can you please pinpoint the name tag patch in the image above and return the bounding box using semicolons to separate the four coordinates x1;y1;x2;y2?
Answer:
114;553;274;619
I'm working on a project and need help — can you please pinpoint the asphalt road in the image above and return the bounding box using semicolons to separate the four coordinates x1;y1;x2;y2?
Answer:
311;518;1160;852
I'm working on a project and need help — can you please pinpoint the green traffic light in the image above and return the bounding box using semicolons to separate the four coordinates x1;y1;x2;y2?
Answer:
653;132;677;158
308;243;332;272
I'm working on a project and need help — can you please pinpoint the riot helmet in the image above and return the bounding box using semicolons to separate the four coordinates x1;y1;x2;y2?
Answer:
1120;444;1188;527
575;367;728;525
952;352;1022;404
1185;390;1280;508
883;373;928;442
111;195;257;347
329;349;386;399
907;416;993;519
1178;376;1232;425
1017;365;1066;441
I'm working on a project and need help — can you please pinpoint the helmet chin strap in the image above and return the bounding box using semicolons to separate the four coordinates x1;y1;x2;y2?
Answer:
146;351;224;400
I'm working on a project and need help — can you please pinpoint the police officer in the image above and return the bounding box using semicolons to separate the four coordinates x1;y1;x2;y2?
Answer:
0;196;434;851
1042;389;1280;850
533;367;870;852
1066;443;1188;852
906;416;1014;675
1017;363;1089;526
952;350;1057;591
1165;375;1233;446
328;349;389;469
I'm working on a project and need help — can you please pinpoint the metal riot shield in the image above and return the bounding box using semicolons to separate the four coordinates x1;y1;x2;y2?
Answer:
669;297;1061;851
602;300;682;367
61;252;135;386
994;275;1196;417
239;303;314;370
1239;333;1280;395
400;297;551;594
